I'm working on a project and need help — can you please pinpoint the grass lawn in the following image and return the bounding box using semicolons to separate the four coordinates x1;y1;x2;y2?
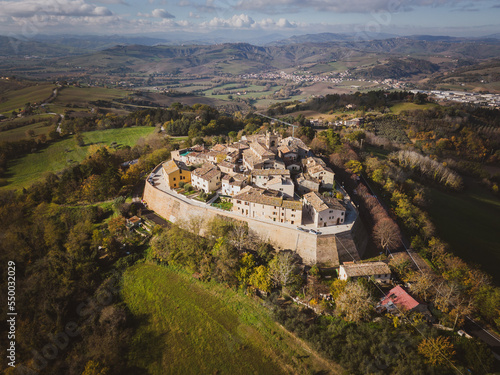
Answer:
2;127;155;191
122;263;341;375
426;182;500;285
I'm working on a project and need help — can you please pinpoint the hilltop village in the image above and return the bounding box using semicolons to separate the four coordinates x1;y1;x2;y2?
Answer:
150;132;351;231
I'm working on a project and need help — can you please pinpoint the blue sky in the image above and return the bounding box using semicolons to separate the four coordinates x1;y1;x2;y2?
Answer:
0;0;499;39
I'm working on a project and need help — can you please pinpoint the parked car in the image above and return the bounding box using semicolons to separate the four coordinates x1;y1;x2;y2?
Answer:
297;227;307;232
310;229;321;235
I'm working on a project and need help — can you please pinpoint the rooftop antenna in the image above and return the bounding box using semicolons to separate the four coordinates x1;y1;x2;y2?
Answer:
255;112;297;138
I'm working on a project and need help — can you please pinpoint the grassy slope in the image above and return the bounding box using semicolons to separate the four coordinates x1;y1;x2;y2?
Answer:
0;114;59;142
0;82;56;113
122;263;342;375
2;127;155;190
426;182;500;285
389;102;439;114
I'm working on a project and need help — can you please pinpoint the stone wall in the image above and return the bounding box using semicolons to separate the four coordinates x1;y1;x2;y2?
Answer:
143;182;364;266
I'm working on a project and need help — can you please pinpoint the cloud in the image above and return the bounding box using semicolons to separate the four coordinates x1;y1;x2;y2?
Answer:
0;0;113;18
177;0;219;13
152;8;175;18
94;0;128;4
201;13;296;29
233;0;486;14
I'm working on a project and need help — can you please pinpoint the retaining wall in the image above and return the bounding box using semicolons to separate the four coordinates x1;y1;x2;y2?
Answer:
143;182;365;266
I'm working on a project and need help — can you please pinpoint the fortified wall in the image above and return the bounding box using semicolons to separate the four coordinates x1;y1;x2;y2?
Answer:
143;182;366;266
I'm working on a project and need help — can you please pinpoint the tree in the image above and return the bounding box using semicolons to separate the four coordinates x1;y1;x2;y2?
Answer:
230;222;249;252
329;279;347;300
211;237;238;285
236;252;255;286
345;159;363;174
249;265;272;293
417;336;455;367
75;132;85;147
269;251;297;290
373;217;400;251
335;281;374;322
82;360;109;375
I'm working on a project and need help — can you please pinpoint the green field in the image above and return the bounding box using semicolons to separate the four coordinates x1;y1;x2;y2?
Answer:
389;102;439;114
48;86;131;113
0;82;56;113
2;127;155;190
0;114;59;142
122;263;340;375
426;182;500;285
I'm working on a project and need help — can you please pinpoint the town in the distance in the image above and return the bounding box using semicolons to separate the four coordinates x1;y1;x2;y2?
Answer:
1;27;500;375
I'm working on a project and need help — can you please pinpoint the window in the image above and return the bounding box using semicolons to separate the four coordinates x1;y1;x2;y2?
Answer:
341;212;344;215
329;210;333;213
237;200;241;204
173;177;176;181
291;221;294;225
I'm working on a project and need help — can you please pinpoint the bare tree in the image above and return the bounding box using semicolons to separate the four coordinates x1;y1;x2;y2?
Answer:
409;271;435;301
269;251;297;288
335;282;374;322
373;217;400;251
230;221;249;253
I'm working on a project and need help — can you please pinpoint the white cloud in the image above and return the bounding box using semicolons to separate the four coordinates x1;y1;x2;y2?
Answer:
200;13;296;29
152;8;175;18
0;0;113;18
233;0;485;14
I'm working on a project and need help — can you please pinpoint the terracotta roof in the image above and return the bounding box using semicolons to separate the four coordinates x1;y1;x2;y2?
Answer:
251;169;290;177
218;161;236;170
192;164;221;181
303;191;345;212
233;186;302;210
250;142;275;158
304;156;326;167
380;286;420;311
297;173;320;184
162;159;189;175
211;144;227;152
341;262;391;278
308;164;334;176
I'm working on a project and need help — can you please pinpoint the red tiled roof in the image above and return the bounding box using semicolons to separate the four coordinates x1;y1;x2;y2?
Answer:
380;285;420;311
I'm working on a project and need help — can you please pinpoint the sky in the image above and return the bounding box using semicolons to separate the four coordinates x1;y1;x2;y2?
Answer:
0;0;499;41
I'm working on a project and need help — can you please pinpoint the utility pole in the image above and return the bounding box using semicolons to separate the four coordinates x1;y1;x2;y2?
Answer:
255;112;297;137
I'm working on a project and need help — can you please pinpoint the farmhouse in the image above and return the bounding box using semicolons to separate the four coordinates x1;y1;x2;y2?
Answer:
303;191;345;227
191;163;222;193
378;286;430;316
338;261;391;283
232;186;302;225
162;159;191;189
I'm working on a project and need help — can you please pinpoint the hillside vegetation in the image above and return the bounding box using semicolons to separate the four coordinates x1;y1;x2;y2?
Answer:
122;263;341;375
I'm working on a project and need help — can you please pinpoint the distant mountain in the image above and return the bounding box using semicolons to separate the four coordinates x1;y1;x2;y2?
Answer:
270;32;397;46
31;34;171;51
51;37;500;78
0;35;82;57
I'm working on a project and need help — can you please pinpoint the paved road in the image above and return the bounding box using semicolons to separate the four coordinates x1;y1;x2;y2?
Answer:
464;317;500;360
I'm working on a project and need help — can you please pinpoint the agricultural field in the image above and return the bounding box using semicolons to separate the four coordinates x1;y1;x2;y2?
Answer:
426;182;500;285
0;81;56;114
122;263;341;375
48;86;131;113
1;126;156;190
0;114;59;142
